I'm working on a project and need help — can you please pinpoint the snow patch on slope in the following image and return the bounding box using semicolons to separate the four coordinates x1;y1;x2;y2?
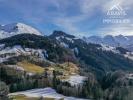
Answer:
64;75;87;86
124;52;133;60
60;42;69;48
0;45;47;63
73;47;79;55
9;87;87;100
99;44;120;53
7;65;24;71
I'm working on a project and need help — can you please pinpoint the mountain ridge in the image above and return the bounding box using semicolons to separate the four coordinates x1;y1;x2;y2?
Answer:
83;34;133;51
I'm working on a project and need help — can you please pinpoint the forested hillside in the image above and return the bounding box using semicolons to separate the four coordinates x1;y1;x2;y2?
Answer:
0;32;133;100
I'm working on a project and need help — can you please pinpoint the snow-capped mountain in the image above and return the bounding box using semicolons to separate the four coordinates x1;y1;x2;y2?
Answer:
0;23;42;39
49;31;133;62
83;35;133;51
49;31;80;47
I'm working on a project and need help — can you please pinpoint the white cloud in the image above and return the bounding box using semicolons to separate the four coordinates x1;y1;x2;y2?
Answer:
96;23;133;36
0;0;133;36
54;17;78;33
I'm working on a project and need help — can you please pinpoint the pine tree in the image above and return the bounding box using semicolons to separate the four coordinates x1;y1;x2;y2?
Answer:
53;70;57;89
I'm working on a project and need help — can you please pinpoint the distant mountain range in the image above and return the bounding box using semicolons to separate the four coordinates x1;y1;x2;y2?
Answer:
83;35;133;51
0;23;133;76
0;23;133;52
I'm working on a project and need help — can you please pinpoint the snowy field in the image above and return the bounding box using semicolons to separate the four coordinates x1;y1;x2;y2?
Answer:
65;75;87;86
124;53;133;60
9;87;88;100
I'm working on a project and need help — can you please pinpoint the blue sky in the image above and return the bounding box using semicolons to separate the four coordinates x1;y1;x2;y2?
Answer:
0;0;133;36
